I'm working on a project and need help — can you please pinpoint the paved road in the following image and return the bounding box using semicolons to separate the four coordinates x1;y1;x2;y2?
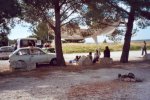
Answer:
0;50;149;69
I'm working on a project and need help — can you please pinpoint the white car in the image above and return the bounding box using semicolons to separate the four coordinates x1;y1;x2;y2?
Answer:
9;47;57;69
0;46;14;59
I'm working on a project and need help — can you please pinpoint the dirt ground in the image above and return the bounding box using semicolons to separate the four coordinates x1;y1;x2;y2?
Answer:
0;60;150;100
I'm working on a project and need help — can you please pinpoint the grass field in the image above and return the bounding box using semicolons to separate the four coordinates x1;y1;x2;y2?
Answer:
62;42;150;53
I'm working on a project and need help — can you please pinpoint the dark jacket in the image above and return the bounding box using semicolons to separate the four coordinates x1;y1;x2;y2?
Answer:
104;49;110;58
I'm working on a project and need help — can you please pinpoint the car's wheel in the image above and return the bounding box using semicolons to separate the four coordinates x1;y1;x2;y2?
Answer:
15;60;27;69
50;58;57;66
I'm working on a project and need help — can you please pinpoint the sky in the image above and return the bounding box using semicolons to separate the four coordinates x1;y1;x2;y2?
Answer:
85;26;150;43
8;23;150;43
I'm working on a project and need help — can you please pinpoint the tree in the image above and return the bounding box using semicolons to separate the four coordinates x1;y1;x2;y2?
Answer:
114;0;150;63
0;33;8;46
0;0;21;33
83;0;150;63
31;21;54;43
22;0;85;66
103;39;107;43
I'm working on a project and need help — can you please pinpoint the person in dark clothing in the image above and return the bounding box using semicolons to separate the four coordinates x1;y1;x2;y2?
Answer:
88;52;93;61
74;56;81;62
142;41;147;55
104;46;110;58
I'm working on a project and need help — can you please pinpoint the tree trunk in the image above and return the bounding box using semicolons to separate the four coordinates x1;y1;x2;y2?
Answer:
54;1;66;66
120;7;135;63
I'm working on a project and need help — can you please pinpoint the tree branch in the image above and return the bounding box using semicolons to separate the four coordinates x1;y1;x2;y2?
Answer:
140;11;150;20
36;5;55;30
61;9;76;23
60;2;78;17
60;0;67;8
61;16;83;27
106;0;129;15
42;13;55;30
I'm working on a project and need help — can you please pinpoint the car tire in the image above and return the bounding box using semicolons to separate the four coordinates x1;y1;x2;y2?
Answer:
50;58;57;66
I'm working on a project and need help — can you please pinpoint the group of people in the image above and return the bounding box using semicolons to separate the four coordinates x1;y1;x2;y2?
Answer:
69;40;148;65
70;46;111;64
88;46;110;63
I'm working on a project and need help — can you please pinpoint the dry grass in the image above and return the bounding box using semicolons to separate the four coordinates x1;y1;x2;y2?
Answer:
62;43;122;53
62;42;150;53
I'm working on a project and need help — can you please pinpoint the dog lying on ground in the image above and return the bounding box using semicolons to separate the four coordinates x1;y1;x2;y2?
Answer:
118;73;136;82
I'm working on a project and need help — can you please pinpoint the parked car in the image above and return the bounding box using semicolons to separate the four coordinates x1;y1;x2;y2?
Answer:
9;47;57;69
0;46;15;59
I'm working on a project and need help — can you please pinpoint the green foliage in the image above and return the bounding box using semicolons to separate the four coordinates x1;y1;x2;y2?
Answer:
8;39;16;45
31;22;54;43
0;33;8;46
84;0;150;31
0;0;21;33
103;39;107;43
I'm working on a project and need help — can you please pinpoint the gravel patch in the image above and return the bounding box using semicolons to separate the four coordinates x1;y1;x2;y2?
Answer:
0;62;150;100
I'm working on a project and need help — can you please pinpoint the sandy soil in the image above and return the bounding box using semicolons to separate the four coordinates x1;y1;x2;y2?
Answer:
0;61;150;100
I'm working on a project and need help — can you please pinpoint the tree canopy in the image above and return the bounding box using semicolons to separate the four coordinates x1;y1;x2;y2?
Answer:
0;33;8;46
0;0;21;33
30;21;54;43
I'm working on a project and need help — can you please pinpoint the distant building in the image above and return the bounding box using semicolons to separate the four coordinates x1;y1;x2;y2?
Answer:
61;34;85;43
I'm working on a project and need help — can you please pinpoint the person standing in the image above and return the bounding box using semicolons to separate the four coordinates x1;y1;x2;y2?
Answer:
142;41;147;55
104;46;110;58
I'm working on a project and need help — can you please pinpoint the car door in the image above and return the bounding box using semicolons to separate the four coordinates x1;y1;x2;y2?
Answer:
14;49;30;62
10;49;30;68
30;48;49;63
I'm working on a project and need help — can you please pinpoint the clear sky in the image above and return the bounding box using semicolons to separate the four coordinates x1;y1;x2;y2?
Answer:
8;23;150;43
8;23;32;40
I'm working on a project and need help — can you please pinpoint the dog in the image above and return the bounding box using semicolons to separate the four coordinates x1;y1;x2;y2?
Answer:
118;73;136;82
